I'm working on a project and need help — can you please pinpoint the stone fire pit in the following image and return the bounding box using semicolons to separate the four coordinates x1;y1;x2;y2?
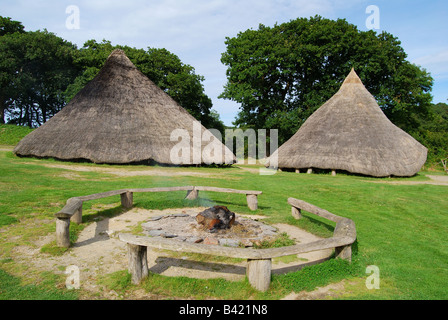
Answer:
141;206;278;247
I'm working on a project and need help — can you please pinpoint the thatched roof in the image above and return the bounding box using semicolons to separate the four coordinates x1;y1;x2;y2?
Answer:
266;69;427;177
14;49;235;165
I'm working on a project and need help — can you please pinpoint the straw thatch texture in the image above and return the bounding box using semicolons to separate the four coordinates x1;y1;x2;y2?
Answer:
266;69;427;177
14;49;235;165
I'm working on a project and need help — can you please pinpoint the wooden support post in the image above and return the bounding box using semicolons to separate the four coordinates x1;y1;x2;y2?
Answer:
295;169;300;173
333;218;356;262
71;205;83;224
121;191;133;209
246;194;258;210
335;245;352;262
331;170;336;176
291;206;302;219
56;217;71;248
307;168;313;174
246;259;272;292
185;187;198;200
127;243;148;284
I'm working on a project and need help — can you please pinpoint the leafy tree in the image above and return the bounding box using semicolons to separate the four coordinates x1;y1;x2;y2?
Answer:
0;16;24;36
0;27;79;126
415;102;448;164
220;15;433;143
66;40;216;128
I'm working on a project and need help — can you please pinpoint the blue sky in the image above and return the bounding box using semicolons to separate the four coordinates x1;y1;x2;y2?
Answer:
2;0;447;125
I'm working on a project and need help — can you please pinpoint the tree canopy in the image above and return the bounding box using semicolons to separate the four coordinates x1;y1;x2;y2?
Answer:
0;16;221;130
415;102;448;163
220;15;434;143
0;27;79;126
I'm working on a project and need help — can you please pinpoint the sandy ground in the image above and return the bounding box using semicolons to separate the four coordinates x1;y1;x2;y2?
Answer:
11;207;335;299
20;158;448;184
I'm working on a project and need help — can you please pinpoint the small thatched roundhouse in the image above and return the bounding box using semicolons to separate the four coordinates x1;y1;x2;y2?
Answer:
266;69;427;177
14;49;235;165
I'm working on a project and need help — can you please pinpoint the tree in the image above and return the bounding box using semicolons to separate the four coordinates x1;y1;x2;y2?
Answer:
0;16;24;36
0;16;25;124
220;16;433;143
65;40;216;128
415;102;448;164
0;28;79;126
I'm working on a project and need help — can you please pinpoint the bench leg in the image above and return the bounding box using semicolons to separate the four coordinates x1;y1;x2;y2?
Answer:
56;217;71;248
127;244;148;284
121;192;133;209
335;245;352;262
71;205;83;224
246;194;258;210
247;259;271;292
291;206;302;220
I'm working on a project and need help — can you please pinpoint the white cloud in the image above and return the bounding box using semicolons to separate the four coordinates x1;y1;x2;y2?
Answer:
4;0;446;122
413;49;448;79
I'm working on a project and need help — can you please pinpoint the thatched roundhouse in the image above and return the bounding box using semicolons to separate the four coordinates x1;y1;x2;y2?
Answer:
266;69;427;177
14;49;235;165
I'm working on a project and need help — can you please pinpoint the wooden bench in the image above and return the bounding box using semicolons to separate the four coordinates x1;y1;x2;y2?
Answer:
54;186;262;248
119;198;356;292
288;197;357;261
186;186;262;210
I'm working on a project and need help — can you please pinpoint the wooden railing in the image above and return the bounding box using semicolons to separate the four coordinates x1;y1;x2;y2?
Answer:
119;197;356;292
54;187;356;292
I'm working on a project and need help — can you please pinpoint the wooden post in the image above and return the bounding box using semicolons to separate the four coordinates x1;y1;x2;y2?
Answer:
185;187;198;200
295;169;300;173
56;217;71;248
121;191;133;209
127;243;148;284
307;168;313;174
331;170;336;176
246;259;271;292
333;218;356;262
291;206;302;219
335;245;352;262
71;205;83;224
246;194;258;210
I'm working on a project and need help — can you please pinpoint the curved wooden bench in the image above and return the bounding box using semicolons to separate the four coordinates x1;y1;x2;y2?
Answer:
119;198;356;292
54;186;262;248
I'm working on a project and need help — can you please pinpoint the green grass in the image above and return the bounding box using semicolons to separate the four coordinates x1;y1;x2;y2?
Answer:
0;261;78;300
0;124;34;145
0;131;447;299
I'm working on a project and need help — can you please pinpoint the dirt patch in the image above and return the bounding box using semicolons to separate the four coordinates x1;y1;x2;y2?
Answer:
23;162;224;178
281;280;348;300
426;175;448;184
0;145;14;151
10;207;333;299
364;175;448;186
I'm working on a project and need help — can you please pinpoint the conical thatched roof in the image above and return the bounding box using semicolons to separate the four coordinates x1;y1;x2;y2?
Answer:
266;69;427;177
14;49;235;165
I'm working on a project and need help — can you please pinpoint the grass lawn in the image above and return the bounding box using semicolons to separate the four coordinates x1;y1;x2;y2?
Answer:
0;126;447;300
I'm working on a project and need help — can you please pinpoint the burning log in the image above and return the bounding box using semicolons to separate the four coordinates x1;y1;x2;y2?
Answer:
196;206;235;233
